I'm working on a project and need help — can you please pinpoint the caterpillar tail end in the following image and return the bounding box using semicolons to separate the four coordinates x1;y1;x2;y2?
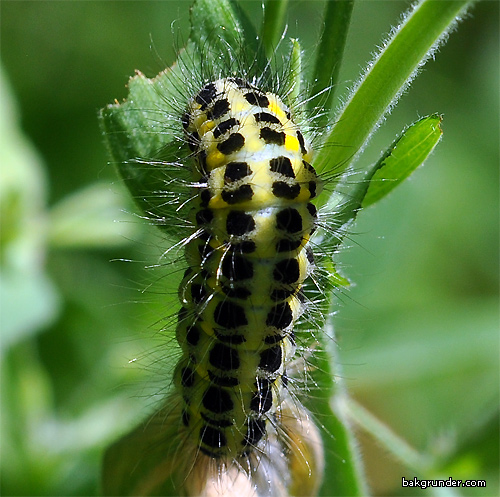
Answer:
102;397;324;497
182;400;324;497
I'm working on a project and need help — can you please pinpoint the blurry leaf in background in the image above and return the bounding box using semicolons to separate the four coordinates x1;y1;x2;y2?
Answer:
0;66;60;350
0;62;147;496
48;182;141;250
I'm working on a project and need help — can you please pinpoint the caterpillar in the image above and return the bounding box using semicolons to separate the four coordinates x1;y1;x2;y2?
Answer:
130;71;326;496
103;72;329;497
171;76;324;492
101;0;449;495
177;77;319;457
102;34;330;496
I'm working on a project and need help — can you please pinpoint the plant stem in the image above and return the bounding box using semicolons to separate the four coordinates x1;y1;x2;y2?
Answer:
309;0;354;121
337;395;434;475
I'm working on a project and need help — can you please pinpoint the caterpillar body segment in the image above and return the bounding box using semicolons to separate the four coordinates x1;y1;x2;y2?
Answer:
175;78;323;461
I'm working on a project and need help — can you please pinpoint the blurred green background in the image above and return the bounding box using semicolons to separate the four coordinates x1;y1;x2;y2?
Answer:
1;1;498;496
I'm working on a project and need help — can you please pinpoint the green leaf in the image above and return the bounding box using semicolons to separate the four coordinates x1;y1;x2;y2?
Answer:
315;0;473;186
99;60;194;237
309;0;354;120
362;114;443;208
314;115;442;260
99;66;185;162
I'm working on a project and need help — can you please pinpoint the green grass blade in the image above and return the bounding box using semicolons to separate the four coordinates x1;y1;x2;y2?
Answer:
309;0;354;119
287;38;302;102
362;114;443;207
261;0;289;58
315;0;473;184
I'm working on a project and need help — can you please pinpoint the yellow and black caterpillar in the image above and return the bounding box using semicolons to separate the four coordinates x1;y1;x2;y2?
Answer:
176;77;321;460
102;35;329;496
100;0;460;494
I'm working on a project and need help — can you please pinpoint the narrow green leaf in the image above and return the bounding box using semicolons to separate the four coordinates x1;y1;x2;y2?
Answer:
309;0;354;119
288;38;302;103
362;114;443;207
315;0;472;186
312;115;442;258
261;0;289;58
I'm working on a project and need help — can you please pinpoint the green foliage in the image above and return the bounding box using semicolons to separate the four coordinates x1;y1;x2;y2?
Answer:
362;114;443;208
0;70;59;348
313;0;470;184
1;1;498;496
